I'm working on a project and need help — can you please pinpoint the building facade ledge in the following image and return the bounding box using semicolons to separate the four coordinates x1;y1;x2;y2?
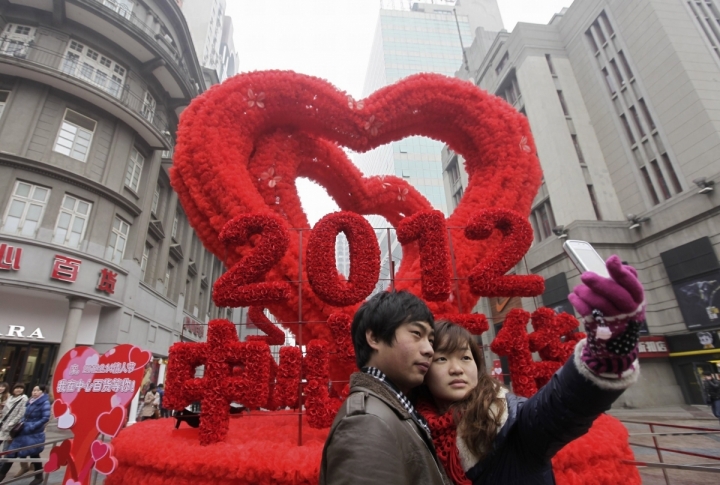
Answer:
0;153;143;217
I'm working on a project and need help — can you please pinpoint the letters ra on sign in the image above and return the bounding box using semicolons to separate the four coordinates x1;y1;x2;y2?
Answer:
0;244;21;271
0;325;45;340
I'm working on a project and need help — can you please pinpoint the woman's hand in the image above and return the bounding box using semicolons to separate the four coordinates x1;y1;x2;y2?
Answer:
568;255;645;377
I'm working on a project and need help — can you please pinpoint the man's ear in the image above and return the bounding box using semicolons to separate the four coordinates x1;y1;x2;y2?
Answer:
366;329;382;351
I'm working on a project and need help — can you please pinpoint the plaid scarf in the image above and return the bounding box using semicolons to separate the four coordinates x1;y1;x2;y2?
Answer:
361;366;430;433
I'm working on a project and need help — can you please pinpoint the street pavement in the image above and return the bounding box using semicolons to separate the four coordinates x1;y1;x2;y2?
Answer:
1;405;718;484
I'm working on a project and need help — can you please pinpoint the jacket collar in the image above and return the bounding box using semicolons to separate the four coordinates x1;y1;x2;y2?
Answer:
350;371;413;420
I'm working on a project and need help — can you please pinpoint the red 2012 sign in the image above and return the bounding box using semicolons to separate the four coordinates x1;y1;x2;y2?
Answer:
212;208;544;308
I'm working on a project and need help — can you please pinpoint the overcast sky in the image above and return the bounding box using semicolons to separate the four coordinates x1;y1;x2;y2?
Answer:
225;0;573;223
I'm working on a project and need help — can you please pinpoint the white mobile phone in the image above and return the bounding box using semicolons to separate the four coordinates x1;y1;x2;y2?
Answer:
563;240;610;278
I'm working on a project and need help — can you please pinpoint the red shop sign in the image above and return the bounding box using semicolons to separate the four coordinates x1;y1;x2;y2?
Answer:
638;336;669;358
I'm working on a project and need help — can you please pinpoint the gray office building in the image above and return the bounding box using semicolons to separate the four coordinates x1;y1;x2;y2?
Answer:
0;0;228;392
444;0;720;407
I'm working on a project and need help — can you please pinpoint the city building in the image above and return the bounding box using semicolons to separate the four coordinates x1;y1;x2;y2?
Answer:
180;0;239;83
0;0;228;391
358;0;504;291
443;0;720;407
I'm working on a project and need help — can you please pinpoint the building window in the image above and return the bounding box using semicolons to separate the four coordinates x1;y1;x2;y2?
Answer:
124;148;145;192
151;185;161;215
618;51;634;79
629;106;646;138
106;216;130;264
640;167;660;205
638;98;656;131
172;212;179;240
602;68;617;95
53;195;91;249
571;134;585;164
495;52;509;75
587;185;602;220
141;242;150;280
1;181;50;237
545;54;557;76
101;0;133;19
0;24;35;57
61;40;126;98
620;114;636;145
54;109;96;162
662;153;683;194
556;90;570;117
531;199;556;242
0;90;9;118
687;0;720;59
165;263;173;296
452;186;464;209
609;59;624;87
141;91;156;122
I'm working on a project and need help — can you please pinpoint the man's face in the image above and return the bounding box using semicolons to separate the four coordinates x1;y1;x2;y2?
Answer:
366;320;434;394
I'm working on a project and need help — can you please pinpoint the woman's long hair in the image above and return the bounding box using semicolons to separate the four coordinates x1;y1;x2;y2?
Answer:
0;381;9;403
434;320;506;461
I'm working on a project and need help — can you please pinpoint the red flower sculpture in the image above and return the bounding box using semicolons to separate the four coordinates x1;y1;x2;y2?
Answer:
212;214;292;308
163;319;272;445
397;210;452;301
464;209;545;298
246;306;286;346
303;340;343;429
306;212;380;307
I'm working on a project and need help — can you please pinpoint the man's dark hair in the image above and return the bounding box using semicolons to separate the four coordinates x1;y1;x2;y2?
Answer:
351;290;434;368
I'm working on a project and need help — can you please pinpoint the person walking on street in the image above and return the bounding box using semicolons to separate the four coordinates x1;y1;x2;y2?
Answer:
157;384;169;418
139;384;159;421
0;384;27;453
703;374;720;423
0;383;9;410
0;384;50;485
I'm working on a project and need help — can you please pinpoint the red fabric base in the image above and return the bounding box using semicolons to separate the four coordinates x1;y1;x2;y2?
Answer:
107;412;638;485
106;412;329;485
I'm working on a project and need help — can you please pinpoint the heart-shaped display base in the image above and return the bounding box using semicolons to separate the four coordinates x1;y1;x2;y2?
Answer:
106;414;638;485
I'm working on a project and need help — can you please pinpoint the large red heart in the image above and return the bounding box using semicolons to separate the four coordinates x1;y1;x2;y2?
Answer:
44;439;72;472
171;71;541;345
97;406;126;438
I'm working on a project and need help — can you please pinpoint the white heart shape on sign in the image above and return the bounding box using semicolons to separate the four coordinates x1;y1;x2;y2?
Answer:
85;354;99;366
57;410;76;429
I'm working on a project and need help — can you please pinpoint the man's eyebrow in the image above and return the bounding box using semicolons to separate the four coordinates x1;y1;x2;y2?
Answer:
409;321;433;335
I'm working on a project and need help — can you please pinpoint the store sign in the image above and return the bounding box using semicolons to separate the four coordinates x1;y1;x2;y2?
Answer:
0;244;21;271
183;316;205;339
96;268;117;295
51;254;81;282
0;325;45;339
666;330;720;354
638;336;669;358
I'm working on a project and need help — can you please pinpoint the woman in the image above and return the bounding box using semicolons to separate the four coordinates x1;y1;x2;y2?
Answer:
0;385;50;485
0;383;9;410
418;256;644;485
139;384;159;421
0;384;27;453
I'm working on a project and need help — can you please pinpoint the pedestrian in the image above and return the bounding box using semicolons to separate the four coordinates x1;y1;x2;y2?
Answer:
139;384;159;421
0;384;50;485
0;384;27;453
703;374;720;423
157;384;169;418
320;290;450;485
0;383;9;410
417;255;645;485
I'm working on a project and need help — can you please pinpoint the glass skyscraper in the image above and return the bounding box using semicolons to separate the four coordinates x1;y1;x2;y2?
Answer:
354;0;503;290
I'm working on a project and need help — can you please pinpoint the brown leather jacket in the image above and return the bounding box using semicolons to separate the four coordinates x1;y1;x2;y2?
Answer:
320;372;451;485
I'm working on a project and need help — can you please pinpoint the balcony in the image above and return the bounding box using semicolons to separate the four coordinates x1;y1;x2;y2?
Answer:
6;0;199;100
0;41;170;149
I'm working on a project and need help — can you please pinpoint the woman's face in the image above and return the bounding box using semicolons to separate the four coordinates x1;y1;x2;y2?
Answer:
425;343;479;408
0;384;6;394
31;386;42;399
12;387;23;396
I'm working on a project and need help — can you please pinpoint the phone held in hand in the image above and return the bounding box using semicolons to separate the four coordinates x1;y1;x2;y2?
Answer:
562;240;610;278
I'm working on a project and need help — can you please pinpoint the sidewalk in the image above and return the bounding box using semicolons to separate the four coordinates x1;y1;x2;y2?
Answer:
4;406;718;484
608;404;720;485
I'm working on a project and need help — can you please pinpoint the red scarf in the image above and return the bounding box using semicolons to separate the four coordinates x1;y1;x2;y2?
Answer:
416;398;472;485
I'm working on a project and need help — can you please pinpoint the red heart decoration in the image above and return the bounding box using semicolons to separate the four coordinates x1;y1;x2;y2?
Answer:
96;406;126;438
91;440;110;461
171;71;541;348
129;346;152;368
52;399;68;418
44;439;72;472
94;448;118;475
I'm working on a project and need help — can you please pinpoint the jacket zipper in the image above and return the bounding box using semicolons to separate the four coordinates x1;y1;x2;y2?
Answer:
406;420;446;481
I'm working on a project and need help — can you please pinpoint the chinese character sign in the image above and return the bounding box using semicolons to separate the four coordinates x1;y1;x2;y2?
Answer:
48;345;150;485
0;243;21;271
51;255;81;282
97;268;118;294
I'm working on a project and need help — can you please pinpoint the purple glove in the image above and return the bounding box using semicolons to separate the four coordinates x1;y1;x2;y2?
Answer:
568;255;645;377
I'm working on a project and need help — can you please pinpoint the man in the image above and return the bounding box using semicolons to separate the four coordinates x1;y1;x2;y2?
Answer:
703;373;720;423
320;291;451;485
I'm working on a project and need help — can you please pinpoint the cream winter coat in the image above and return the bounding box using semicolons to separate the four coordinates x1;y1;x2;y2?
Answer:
0;394;28;441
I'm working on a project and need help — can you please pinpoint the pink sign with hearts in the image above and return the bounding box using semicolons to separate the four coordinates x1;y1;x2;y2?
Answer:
48;345;149;485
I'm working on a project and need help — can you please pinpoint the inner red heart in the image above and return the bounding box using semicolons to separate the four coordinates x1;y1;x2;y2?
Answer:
53;399;68;417
97;406;126;438
91;440;109;461
171;71;541;346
